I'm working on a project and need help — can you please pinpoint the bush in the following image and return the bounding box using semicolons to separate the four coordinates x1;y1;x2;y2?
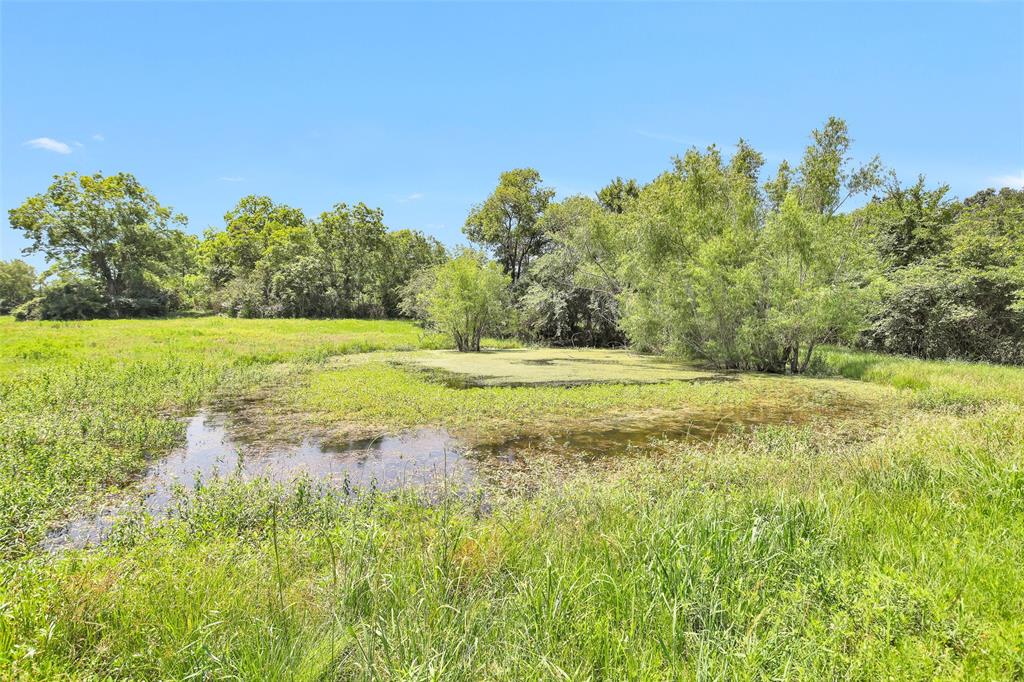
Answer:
14;277;110;320
411;251;511;352
860;265;1024;363
14;276;176;321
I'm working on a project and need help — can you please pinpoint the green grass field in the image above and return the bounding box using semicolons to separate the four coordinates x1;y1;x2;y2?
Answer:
1;317;1022;679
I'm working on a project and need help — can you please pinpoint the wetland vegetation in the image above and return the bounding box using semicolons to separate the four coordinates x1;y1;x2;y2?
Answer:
2;316;1022;678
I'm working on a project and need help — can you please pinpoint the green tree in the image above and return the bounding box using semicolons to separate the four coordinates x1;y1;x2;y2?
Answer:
8;172;188;300
312;203;389;316
520;196;623;346
0;259;36;314
860;186;1024;363
203;195;306;285
794;116;882;217
381;229;448;317
859;174;955;268
616;119;881;373
463;168;555;285
415;251;511;352
596;177;640;214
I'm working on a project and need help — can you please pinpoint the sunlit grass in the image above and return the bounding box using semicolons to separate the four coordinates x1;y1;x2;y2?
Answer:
2;318;1023;678
4;403;1021;679
293;353;888;439
820;346;1024;407
0;316;471;553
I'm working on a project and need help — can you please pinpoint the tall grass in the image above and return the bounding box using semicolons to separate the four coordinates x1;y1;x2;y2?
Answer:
4;404;1022;679
820;346;1024;407
0;317;442;554
2;320;1023;678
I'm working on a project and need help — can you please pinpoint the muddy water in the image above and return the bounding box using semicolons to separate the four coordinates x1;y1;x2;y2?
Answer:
44;412;475;550
45;402;832;550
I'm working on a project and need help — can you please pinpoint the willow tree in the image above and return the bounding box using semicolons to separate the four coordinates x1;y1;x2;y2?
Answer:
616;119;881;373
417;251;511;352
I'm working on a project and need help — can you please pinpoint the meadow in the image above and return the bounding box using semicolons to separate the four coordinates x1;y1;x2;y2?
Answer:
1;316;1022;679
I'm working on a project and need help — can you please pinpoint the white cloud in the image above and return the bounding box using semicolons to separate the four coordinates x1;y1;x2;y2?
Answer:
991;172;1024;189
399;192;425;203
92;133;105;142
218;176;245;182
24;137;72;154
73;141;84;148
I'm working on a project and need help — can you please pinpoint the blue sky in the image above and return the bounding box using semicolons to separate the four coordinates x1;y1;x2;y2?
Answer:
3;1;1023;268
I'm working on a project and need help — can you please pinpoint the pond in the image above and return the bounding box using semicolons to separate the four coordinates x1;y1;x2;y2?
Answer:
45;397;844;550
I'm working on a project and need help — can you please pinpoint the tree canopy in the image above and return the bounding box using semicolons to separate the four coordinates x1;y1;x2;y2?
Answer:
8;172;189;318
463;168;555;286
6;118;1022;367
0;260;36;314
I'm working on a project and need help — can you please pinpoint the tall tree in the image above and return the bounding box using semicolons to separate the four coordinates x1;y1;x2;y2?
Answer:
616;121;881;373
463;168;555;285
861;174;956;269
312;203;389;315
794;116;882;217
203;195;306;284
8;172;187;298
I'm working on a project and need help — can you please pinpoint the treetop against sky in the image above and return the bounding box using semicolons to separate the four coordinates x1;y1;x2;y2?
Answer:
3;1;1022;268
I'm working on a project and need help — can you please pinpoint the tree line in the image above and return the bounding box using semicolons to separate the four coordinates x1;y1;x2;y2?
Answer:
5;116;1023;369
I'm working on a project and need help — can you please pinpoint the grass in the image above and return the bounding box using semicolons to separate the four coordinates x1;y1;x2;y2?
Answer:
0;316;488;554
820;346;1024;407
1;318;1023;679
400;347;720;386
292;353;888;441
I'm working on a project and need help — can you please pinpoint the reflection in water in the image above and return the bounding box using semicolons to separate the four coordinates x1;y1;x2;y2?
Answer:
45;412;472;550
45;401;827;550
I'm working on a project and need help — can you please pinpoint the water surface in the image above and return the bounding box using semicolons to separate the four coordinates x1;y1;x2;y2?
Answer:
46;398;845;550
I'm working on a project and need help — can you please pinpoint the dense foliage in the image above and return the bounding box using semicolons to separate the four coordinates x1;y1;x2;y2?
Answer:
7;118;1022;366
8;172;189;319
7;178;446;322
518;196;624;346
0;259;35;314
202;197;446;319
405;251;512;352
857;181;1024;363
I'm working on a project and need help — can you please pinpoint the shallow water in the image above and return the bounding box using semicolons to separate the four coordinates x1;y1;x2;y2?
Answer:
45;399;846;550
44;412;474;550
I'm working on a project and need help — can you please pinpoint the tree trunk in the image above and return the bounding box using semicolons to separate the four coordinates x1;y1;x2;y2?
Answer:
799;342;816;374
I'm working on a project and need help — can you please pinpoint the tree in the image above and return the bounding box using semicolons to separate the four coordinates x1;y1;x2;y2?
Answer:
751;194;879;373
0;260;36;314
794;116;882;217
596;177;640;213
380;229;448;317
859;174;955;268
463;168;555;286
8;172;188;300
203;195;307;286
312;203;389;317
615;119;882;373
520;196;624;346
859;186;1024;363
415;251;511;352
